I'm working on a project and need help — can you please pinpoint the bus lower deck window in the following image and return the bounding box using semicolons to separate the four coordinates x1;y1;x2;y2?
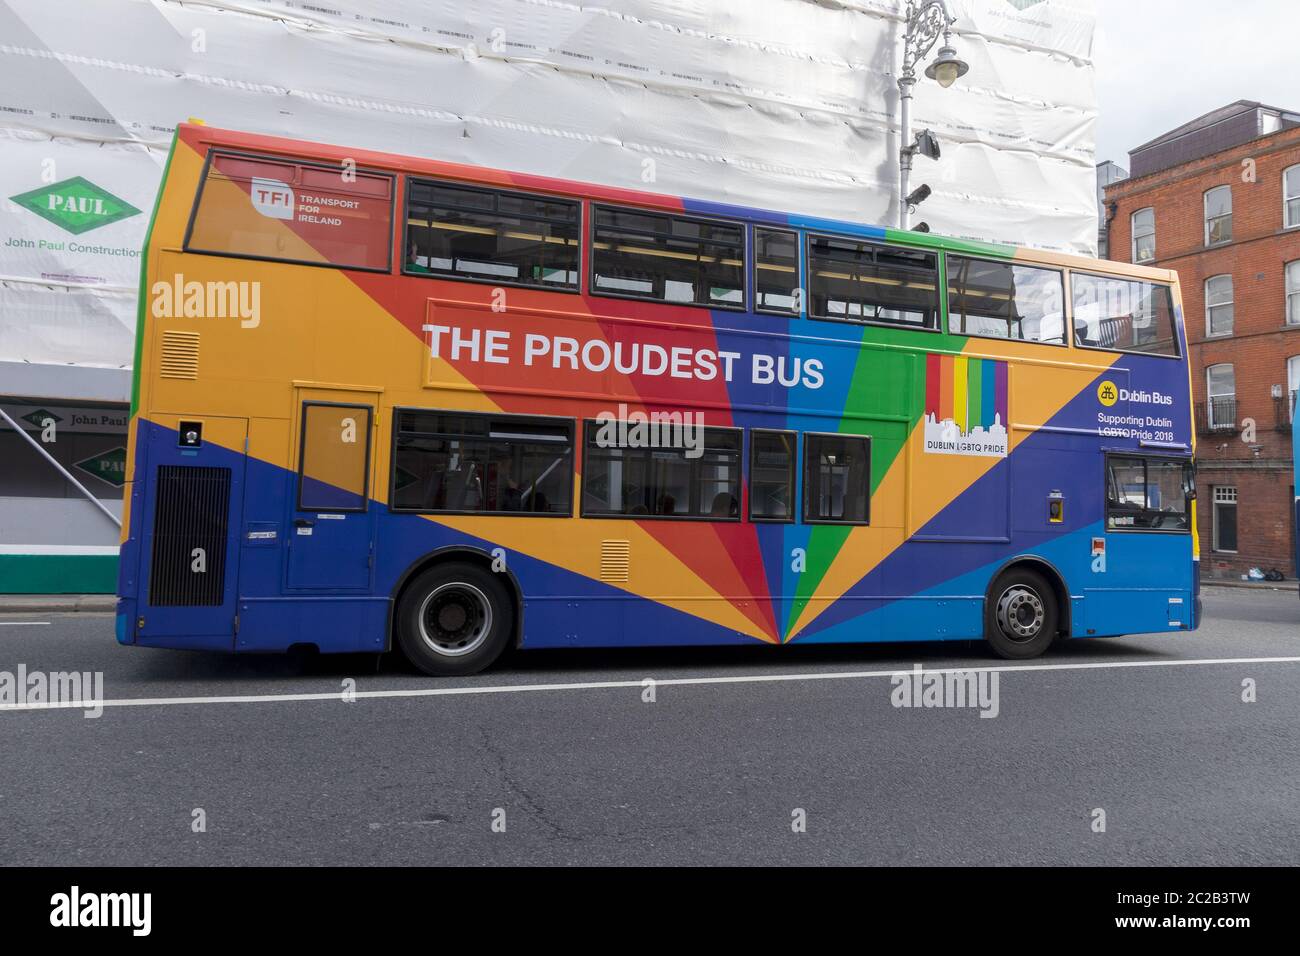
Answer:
582;421;742;519
750;430;796;521
1105;455;1193;531
804;433;871;524
392;410;574;515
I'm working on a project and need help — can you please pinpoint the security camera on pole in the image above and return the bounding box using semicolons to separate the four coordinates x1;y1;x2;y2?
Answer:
897;0;970;230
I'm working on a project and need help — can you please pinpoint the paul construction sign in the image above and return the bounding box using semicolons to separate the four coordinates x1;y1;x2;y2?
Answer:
9;176;141;235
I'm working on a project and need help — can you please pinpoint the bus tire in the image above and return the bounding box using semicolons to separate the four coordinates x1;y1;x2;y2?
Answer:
984;567;1058;660
395;562;514;676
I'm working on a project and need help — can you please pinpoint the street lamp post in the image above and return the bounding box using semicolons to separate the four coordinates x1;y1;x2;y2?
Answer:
897;0;969;229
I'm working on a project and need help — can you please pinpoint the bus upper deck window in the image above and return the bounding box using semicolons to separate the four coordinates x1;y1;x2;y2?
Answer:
186;152;394;271
807;236;939;330
1072;273;1179;357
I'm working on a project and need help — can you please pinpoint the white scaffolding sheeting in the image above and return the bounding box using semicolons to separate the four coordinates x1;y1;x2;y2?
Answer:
0;0;1099;373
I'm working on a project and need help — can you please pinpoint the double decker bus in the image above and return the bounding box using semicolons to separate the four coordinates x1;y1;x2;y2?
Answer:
116;123;1199;675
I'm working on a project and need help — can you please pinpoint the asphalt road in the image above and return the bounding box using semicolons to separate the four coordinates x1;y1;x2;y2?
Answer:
1;585;1297;866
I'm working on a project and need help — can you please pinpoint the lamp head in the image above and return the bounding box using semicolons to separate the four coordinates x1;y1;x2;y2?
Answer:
925;45;969;88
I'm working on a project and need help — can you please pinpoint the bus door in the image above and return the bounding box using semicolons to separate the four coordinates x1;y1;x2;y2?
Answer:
135;414;249;647
286;389;379;591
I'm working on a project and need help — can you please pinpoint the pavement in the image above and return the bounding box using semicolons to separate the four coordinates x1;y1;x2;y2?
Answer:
0;585;1297;866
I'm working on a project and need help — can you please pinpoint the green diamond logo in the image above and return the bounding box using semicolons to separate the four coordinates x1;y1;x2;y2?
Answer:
74;446;128;488
20;408;62;429
9;176;141;235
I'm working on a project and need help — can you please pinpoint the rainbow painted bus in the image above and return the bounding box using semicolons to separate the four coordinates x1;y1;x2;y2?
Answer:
116;123;1199;675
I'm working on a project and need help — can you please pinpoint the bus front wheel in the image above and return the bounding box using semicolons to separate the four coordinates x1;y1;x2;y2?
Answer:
984;568;1058;660
395;562;514;676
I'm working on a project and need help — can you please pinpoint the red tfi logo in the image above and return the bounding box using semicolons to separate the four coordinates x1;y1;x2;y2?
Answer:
251;177;295;220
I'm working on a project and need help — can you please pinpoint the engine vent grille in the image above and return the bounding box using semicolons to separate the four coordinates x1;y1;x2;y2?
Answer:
148;465;231;606
599;539;630;584
160;330;200;380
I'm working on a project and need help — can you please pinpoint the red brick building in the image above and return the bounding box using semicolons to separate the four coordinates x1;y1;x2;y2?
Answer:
1105;101;1300;580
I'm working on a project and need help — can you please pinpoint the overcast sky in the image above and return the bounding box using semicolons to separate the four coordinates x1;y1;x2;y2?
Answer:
1094;0;1299;165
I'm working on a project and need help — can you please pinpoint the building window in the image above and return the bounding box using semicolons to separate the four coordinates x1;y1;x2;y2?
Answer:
391;410;574;515
1288;355;1300;423
803;433;871;525
1287;261;1300;326
1131;208;1155;263
1212;486;1238;553
1204;185;1232;246
581;422;742;520
405;181;580;290
591;206;744;309
1285;164;1300;229
1205;275;1234;337
753;228;801;315
749;430;796;522
947;257;1066;344
1070;272;1179;356
1205;363;1236;431
806;235;940;329
1105;455;1193;532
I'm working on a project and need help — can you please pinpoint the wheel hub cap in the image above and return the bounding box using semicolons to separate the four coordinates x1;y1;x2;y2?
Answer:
418;583;493;657
997;586;1045;643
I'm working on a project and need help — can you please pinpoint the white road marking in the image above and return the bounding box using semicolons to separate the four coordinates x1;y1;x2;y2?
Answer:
1;655;1297;713
0;621;50;626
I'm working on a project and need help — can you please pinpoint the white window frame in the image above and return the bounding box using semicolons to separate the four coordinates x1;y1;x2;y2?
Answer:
1211;485;1238;553
1286;260;1300;327
1205;274;1234;337
1204;185;1232;246
1131;207;1155;263
1285;164;1300;229
1206;363;1236;430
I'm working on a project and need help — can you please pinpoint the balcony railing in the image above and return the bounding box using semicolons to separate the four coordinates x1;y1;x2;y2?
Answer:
1197;398;1239;434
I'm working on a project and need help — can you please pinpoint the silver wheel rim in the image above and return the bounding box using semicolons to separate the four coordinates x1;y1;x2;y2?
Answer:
996;585;1045;643
417;582;493;657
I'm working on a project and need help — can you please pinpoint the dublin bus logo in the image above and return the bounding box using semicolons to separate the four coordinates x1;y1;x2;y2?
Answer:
923;354;1009;458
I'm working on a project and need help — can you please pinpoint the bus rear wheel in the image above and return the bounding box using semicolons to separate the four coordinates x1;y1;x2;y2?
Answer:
984;568;1058;660
395;562;513;676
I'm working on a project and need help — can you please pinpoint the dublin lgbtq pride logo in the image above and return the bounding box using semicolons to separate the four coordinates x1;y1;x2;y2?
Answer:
923;354;1009;458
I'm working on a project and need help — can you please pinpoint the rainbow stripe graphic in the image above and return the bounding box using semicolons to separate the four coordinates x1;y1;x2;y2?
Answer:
926;354;1008;434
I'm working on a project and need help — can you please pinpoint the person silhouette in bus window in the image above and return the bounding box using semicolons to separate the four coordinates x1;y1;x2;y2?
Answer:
710;492;738;518
493;456;523;512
